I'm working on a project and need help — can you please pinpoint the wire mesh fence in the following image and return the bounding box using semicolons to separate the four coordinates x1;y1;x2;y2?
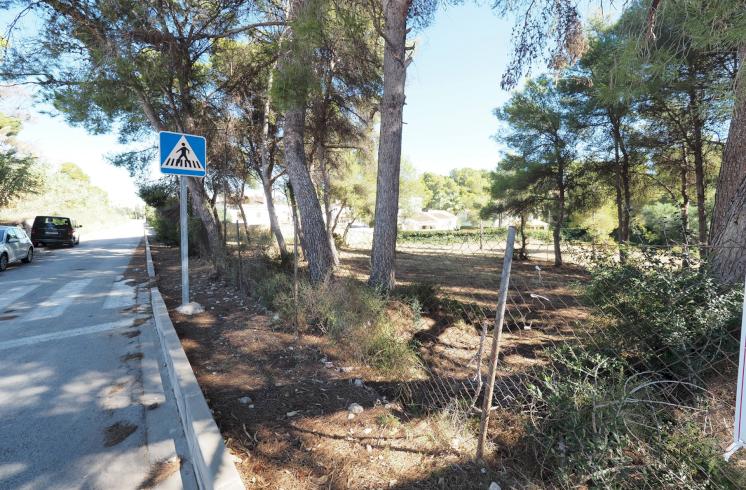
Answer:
383;228;746;487
209;218;745;487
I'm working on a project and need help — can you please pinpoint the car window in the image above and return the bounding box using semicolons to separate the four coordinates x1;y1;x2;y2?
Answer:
16;229;27;239
7;229;17;239
42;217;71;227
0;230;4;242
34;216;72;228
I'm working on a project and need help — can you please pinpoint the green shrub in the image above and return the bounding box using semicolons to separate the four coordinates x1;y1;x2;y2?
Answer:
266;276;419;374
150;207;203;253
523;346;741;488
584;258;743;381
150;208;179;246
398;227;508;245
254;270;293;308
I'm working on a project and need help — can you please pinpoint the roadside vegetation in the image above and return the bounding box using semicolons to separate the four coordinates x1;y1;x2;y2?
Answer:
0;111;133;228
3;0;746;487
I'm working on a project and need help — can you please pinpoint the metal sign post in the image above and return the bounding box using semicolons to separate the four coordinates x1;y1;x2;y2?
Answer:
725;276;746;461
159;131;207;314
180;176;189;306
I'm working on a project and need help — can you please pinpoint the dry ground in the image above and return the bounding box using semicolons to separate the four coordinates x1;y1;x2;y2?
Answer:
149;241;593;489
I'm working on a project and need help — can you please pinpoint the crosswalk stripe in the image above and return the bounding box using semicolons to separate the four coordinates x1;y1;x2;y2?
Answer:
0;284;42;313
21;279;94;323
103;277;136;310
0;319;135;351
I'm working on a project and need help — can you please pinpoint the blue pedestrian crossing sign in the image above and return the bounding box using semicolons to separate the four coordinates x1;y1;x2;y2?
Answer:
159;131;207;177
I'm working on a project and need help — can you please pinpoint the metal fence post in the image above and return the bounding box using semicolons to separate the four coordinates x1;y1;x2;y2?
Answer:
292;203;300;336
480;220;484;250
476;226;516;460
236;220;241;290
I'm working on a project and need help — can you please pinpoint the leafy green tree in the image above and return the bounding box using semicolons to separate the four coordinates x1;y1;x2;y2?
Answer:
421;173;460;212
616;3;733;248
450;168;491;224
59;162;90;184
398;159;429;221
0;113;44;208
328;149;376;240
2;0;284;257
485;158;546;260
491;0;746;283
562;24;643;253
496;76;579;266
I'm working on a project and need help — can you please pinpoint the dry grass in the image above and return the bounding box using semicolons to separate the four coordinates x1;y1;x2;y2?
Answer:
149;237;604;488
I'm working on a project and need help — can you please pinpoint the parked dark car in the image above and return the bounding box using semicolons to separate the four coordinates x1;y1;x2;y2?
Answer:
31;216;82;247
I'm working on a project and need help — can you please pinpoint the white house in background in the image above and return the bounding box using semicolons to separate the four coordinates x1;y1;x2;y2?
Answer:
492;213;549;231
400;209;459;231
215;189;293;227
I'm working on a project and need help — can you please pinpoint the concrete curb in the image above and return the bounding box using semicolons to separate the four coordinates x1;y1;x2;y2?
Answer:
144;229;244;490
139;314;184;490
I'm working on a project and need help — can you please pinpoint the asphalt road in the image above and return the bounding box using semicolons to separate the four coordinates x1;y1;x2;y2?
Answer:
0;221;195;490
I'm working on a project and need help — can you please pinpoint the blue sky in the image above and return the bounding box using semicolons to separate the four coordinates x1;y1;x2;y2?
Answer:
2;3;521;205
402;2;513;174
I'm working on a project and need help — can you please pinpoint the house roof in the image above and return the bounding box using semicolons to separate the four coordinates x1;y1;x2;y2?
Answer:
426;210;457;220
405;211;440;223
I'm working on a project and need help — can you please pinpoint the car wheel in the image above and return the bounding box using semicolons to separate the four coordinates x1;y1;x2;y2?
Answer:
22;247;33;263
0;253;7;272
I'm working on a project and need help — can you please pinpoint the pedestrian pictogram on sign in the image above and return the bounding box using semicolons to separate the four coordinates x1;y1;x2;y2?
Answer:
159;131;207;177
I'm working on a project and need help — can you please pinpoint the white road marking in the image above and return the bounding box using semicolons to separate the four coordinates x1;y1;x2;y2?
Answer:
0;319;135;351
20;279;93;323
103;277;136;310
0;284;41;312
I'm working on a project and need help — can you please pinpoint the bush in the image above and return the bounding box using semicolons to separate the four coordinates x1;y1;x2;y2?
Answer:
267;277;419;374
523;346;741;488
254;269;293;308
398;227;508;245
150;205;203;253
584;258;743;381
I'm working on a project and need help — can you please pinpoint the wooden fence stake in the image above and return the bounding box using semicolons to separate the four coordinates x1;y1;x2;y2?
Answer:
476;226;516;460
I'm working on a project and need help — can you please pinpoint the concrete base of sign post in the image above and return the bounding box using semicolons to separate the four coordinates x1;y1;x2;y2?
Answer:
176;302;205;316
724;441;744;461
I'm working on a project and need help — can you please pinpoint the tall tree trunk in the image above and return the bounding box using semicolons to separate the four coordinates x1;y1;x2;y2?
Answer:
614;138;625;245
553;158;565;267
710;45;746;284
259;68;289;258
209;188;223;245
617;128;632;243
519;214;528;260
612;133;628;264
342;217;356;243
275;0;334;283
688;89;708;247
369;0;410;290
610;113;631;262
283;108;335;283
235;184;251;240
261;167;289;257
319;145;340;265
185;177;223;256
679;156;691;244
680;152;692;268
